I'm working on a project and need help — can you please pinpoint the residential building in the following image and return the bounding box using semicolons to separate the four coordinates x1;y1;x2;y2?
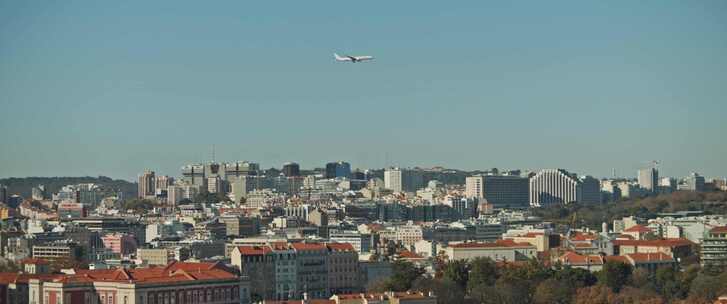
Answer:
101;233;138;255
681;172;705;192
638;168;659;193
701;226;727;267
613;238;694;259
32;242;81;261
327;243;359;295
384;168;423;193
138;170;155;198
137;248;171;265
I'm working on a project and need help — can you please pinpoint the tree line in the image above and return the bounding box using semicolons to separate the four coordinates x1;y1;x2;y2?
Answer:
371;258;727;304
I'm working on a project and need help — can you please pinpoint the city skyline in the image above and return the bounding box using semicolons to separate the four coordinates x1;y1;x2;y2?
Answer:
2;1;726;180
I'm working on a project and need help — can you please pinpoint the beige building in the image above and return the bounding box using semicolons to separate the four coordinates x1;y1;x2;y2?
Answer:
137;248;170;265
444;240;537;262
28;261;250;304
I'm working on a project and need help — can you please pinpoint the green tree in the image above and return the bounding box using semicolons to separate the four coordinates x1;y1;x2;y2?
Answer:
598;261;632;292
533;278;572;304
468;257;498;291
385;260;425;291
442;259;469;290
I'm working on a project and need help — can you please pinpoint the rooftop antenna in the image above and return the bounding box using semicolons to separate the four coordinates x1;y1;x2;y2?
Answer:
612;168;616;178
212;144;216;163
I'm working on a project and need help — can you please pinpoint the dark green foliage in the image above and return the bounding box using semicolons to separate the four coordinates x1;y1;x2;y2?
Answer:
533;191;727;230
598;261;632;292
121;198;157;212
193;190;230;205
382;260;425;291
467;257;498;290
442;259;469;290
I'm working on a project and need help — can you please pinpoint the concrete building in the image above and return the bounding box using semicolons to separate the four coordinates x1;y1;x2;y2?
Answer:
137;248;171;265
0;184;7;205
329;231;374;254
326;243;359;295
384;168;423;193
638;168;659;193
137;170;155;199
32;242;81;261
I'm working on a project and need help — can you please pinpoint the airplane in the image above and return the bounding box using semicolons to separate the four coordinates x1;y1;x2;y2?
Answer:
334;53;374;63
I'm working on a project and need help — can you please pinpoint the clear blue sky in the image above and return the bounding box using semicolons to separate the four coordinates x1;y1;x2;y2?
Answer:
1;1;726;181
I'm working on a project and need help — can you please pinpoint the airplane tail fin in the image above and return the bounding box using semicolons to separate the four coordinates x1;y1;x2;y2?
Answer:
334;53;343;60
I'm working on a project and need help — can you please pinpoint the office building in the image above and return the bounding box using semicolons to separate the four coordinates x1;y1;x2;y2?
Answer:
282;162;300;177
384;167;423;193
681;172;705;192
325;161;351;179
466;175;529;209
638;168;659;193
137;170;155;199
529;169;600;206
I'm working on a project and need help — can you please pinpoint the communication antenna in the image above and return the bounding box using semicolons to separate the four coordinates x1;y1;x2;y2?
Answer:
212;145;216;162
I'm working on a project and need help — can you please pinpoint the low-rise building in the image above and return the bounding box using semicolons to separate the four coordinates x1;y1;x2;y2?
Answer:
613;238;694;260
444;240;537;262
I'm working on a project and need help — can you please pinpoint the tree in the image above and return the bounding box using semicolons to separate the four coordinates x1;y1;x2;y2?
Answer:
598;261;632;292
432;279;465;304
442;259;469;290
468;257;498;291
385;260;425;291
533;278;572;304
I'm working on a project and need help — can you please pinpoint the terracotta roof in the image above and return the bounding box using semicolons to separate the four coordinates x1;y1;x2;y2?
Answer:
570;232;598;241
623;224;653;233
449;239;534;249
237;245;272;256
615;234;635;240
326;243;355;252
626;252;674;263
0;273;63;284
398;250;424;259
290;243;327;251
558;251;603;265
710;226;727;234
53;262;236;285
263;300;334;304
613;238;694;247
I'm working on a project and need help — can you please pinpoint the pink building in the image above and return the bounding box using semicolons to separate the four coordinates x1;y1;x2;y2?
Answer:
101;233;138;255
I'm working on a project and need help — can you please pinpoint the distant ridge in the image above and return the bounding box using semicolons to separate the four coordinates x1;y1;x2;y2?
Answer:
0;176;136;200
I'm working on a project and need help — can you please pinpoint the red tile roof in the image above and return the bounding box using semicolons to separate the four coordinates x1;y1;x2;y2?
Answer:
710;226;727;234
558;251;603;265
237;245;272;256
53;262;236;285
604;255;629;263
613;238;694;248
0;273;63;284
623;224;653;233
290;242;327;251
449;239;534;249
326;243;355;252
570;232;598;241
398;250;425;259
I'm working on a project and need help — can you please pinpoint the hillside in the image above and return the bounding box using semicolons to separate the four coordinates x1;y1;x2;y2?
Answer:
0;176;137;200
